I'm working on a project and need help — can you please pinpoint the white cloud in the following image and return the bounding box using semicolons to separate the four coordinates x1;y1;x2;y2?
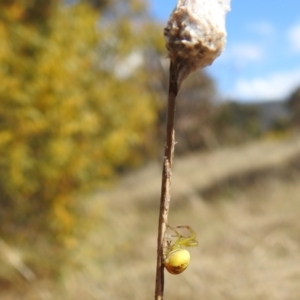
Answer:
287;22;300;52
229;68;300;101
231;43;263;62
247;21;275;37
219;43;265;70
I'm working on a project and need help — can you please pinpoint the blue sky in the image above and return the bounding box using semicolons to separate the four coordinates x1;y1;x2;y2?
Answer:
148;0;300;102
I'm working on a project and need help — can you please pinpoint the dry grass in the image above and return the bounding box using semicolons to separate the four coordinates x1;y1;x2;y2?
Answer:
1;135;300;299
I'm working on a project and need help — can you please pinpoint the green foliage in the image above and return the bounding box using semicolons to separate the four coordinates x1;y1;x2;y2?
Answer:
0;0;156;250
212;102;262;145
287;86;300;126
0;0;58;25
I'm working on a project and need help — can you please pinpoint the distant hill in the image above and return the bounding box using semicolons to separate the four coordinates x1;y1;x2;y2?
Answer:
238;100;291;131
253;100;291;130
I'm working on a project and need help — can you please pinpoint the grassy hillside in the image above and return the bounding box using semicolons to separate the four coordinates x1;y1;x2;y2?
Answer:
1;135;300;299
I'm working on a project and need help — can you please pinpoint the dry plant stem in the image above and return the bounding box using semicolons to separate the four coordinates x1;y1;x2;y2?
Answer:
155;60;179;300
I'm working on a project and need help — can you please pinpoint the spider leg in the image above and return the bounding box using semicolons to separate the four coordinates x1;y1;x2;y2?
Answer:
175;225;198;247
167;224;182;237
166;224;198;250
176;225;196;238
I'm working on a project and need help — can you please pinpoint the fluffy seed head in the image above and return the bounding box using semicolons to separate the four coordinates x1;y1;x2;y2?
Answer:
164;0;231;83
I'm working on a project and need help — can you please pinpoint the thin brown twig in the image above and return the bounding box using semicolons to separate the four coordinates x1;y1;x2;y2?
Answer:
154;1;230;297
155;60;180;300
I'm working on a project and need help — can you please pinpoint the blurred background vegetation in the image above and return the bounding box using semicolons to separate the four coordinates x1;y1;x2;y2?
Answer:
0;0;161;282
1;0;300;299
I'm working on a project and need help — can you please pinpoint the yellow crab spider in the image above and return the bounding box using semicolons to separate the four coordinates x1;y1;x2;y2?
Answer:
164;225;198;275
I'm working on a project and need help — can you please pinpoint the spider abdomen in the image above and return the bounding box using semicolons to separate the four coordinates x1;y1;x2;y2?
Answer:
164;249;191;275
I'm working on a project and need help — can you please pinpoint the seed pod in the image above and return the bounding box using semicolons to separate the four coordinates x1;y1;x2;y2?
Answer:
164;0;231;83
